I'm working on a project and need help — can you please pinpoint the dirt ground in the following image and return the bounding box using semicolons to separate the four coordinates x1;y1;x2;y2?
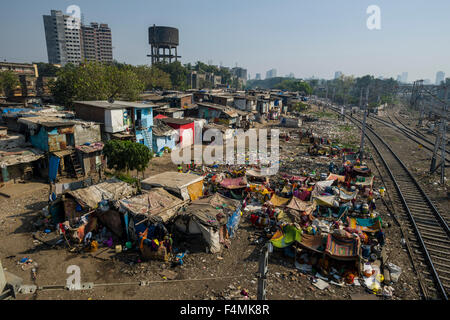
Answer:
0;105;424;300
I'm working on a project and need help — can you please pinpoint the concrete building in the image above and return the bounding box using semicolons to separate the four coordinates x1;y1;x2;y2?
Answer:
400;72;408;83
43;10;82;65
334;71;343;79
255;73;261;80
81;23;113;63
266;69;277;79
43;10;113;66
232;67;247;84
436;71;445;85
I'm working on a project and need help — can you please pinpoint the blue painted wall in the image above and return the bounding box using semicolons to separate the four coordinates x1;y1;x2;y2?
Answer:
30;126;49;151
152;134;176;153
134;107;153;150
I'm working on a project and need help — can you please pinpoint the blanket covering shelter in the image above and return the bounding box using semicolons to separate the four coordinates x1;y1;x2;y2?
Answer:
348;217;382;233
326;173;346;183
297;233;325;253
268;194;290;207
270;225;302;248
355;175;374;188
175;193;241;253
286;197;316;214
325;233;360;261
68;178;135;209
313;195;337;207
119;188;184;223
141;171;204;201
311;180;335;198
219;176;248;189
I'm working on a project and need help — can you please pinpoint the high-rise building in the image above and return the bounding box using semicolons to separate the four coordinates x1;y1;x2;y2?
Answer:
43;10;82;65
400;72;408;83
334;71;343;79
436;71;445;85
43;10;113;66
81;23;113;63
255;73;261;80
232;67;247;84
266;69;277;79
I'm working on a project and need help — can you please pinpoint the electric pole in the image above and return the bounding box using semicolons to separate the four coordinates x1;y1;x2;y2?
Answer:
440;87;448;185
359;87;369;160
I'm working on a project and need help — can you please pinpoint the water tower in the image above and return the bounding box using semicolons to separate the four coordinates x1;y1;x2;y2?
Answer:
147;25;181;64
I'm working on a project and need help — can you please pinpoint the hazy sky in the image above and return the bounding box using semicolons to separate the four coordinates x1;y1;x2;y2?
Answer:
0;0;449;81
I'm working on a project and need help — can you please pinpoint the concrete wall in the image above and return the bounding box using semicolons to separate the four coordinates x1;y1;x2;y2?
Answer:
74;123;101;145
152;135;176;153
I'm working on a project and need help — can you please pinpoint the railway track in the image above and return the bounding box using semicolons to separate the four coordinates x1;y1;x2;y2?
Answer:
365;114;450;166
327;105;450;299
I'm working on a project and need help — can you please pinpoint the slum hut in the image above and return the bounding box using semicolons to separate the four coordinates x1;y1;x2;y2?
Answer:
74;142;105;177
73;101;154;150
119;187;185;225
62;178;136;224
141;171;204;201
280;116;302;128
174;193;242;253
212;95;234;107
0;129;26;150
196;102;238;126
161;93;193;108
153;107;184;119
0;148;45;184
233;96;257;112
17;116;102;179
203;122;235;144
246;168;269;184
151;119;177;154
160;118;195;148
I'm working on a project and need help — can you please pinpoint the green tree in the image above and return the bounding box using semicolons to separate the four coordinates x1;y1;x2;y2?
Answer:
155;61;188;90
0;70;19;97
50;62;144;106
103;140;153;178
35;62;60;77
134;65;172;90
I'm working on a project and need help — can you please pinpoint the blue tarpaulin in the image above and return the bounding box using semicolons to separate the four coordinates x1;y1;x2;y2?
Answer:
49;155;60;182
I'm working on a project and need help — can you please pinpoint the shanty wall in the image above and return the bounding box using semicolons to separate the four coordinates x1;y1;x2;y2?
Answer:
152;134;176;153
30;127;49;151
134;107;153;149
74;123;101;146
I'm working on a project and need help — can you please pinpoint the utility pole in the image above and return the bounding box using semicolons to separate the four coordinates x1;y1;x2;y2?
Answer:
430;86;448;175
359;87;369;160
440;87;448;184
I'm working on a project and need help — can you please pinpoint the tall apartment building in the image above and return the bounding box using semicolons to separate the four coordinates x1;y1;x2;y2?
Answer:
81;23;113;63
266;69;277;79
43;10;112;66
232;67;248;84
436;71;445;85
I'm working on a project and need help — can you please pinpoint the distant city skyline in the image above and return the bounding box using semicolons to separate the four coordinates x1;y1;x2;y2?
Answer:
1;0;449;81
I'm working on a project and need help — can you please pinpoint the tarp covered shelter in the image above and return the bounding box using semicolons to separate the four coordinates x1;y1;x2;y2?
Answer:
68;178;135;209
141;171;204;201
268;194;290;207
119;188;185;223
286;197;316;215
219;176;247;189
313;195;337;207
297;233;325;253
326;173;346;183
175;193;241;253
311;180;335;198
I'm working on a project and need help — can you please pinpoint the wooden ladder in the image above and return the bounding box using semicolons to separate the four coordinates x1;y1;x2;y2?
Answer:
69;152;83;178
